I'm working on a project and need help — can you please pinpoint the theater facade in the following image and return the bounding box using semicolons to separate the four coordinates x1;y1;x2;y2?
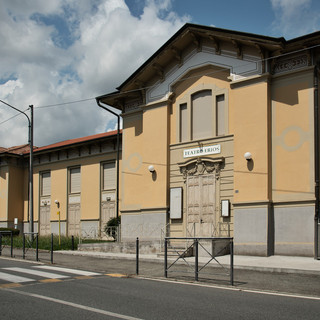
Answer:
97;23;320;257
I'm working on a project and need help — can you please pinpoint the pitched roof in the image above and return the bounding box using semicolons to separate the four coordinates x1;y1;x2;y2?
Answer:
0;131;121;156
0;144;30;155
32;130;120;154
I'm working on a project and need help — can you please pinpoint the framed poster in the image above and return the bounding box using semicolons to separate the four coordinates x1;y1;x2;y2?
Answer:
170;187;182;219
221;199;230;217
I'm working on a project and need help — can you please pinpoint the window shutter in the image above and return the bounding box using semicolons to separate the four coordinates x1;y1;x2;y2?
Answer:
192;90;212;140
180;103;188;142
70;167;81;193
103;162;116;190
41;172;51;196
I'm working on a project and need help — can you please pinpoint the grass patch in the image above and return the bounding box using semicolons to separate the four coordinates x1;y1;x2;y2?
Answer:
10;235;112;251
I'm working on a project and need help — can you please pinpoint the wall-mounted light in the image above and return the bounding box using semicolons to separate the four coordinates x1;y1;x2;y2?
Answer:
54;199;60;208
148;165;155;173
244;152;252;161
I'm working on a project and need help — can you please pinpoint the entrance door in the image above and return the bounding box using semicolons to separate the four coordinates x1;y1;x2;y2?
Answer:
101;200;115;237
39;205;51;236
68;204;81;236
187;174;216;237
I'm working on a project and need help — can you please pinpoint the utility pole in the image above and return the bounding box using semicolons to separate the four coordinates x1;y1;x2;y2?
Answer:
0;100;34;233
29;105;34;234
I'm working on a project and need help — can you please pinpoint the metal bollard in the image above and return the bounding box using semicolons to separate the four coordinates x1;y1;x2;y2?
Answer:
0;234;2;256
10;231;13;258
230;240;234;286
23;234;25;259
136;237;139;275
51;233;54;264
164;238;168;278
36;234;39;261
71;235;75;251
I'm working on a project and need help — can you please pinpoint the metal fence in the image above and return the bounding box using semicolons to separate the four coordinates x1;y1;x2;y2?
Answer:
0;231;14;257
164;237;234;285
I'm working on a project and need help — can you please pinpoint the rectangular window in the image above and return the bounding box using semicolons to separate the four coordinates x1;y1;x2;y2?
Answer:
103;162;116;190
180;103;188;142
216;94;225;136
41;172;51;196
70;167;81;194
192;90;212;140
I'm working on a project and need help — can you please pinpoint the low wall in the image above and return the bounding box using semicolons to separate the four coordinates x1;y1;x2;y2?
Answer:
78;241;161;254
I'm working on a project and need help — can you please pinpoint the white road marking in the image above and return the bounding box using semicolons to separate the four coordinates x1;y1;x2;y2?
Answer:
137;276;320;301
33;265;101;276
3;267;69;279
0;272;34;283
4;288;144;320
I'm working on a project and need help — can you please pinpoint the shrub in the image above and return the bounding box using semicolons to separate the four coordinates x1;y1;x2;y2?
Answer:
104;216;121;240
0;227;20;236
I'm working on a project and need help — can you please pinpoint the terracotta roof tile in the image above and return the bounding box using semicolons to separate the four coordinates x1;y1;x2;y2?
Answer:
31;130;120;154
0;144;31;155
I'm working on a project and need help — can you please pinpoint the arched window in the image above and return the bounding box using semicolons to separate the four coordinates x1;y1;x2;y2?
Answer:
177;86;227;142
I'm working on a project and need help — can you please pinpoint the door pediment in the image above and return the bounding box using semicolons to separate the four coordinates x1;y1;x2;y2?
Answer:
178;156;224;180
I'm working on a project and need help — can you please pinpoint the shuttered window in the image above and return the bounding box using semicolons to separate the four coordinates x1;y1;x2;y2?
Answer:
70;167;81;194
178;88;227;142
216;94;225;136
180;103;188;142
103;162;116;190
192;90;212;140
41;172;51;196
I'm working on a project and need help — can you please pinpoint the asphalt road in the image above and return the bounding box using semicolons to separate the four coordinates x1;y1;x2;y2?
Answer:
1;258;320;320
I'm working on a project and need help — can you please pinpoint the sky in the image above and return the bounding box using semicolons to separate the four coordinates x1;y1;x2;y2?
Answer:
1;0;320;148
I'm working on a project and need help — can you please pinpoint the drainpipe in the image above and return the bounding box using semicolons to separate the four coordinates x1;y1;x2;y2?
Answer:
96;99;120;220
314;65;319;259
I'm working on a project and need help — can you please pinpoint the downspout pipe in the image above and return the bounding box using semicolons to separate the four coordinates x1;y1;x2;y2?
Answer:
314;65;319;259
96;99;120;220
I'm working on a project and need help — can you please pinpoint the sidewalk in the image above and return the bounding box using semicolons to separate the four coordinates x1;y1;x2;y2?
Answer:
57;250;320;275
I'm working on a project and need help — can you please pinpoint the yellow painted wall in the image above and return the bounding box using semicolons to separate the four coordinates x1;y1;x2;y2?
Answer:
272;72;314;201
24;152;119;224
7;166;24;222
233;80;270;202
121;105;168;211
81;162;100;220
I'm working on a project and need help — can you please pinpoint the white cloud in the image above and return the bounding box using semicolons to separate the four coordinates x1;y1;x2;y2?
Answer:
0;0;188;147
270;0;320;38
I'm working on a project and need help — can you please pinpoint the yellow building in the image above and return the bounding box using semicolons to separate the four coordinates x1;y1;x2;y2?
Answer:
97;23;320;257
0;131;121;238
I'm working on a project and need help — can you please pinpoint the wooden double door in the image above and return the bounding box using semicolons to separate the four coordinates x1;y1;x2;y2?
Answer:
187;174;216;237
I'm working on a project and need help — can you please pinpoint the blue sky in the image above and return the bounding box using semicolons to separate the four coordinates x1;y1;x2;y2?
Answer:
0;0;320;147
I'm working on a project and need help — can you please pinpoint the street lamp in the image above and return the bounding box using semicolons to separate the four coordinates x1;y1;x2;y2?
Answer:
0;100;34;234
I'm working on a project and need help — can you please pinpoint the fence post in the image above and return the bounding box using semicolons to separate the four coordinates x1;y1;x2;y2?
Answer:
23;234;25;259
195;239;199;281
164;238;168;278
51;233;54;264
136;237;139;275
0;234;2;256
230;239;234;286
10;231;13;258
36;234;39;261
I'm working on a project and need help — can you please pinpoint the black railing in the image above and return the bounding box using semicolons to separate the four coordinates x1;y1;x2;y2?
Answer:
164;237;234;285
